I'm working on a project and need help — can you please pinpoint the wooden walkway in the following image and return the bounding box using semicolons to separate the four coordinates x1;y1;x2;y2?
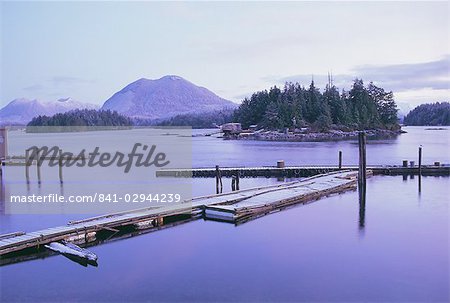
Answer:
156;165;449;178
0;171;360;257
205;170;360;222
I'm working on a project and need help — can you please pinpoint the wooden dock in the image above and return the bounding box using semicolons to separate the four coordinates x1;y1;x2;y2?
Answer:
156;165;449;178
0;171;360;260
204;170;362;222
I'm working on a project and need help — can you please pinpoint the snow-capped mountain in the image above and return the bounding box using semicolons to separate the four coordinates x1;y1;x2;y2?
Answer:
0;97;98;125
101;75;237;120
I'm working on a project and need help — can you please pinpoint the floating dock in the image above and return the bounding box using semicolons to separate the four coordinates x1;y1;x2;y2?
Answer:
204;170;361;222
156;165;449;178
0;171;360;261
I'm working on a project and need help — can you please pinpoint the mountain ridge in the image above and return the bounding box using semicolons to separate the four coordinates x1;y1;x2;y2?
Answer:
101;75;237;120
0;98;98;125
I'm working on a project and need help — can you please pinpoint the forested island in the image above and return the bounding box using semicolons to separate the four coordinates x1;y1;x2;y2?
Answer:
234;79;399;130
26;109;133;132
226;79;401;141
403;102;450;126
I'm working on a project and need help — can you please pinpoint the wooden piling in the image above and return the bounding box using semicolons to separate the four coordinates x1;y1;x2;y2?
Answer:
418;146;422;177
215;165;223;194
277;160;285;168
338;151;342;169
358;132;367;228
58;149;63;184
418;146;422;193
25;149;30;184
36;150;41;184
358;132;367;189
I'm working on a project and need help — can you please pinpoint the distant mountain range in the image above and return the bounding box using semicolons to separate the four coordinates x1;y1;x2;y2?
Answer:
0;75;237;125
0;97;98;125
101;75;237;120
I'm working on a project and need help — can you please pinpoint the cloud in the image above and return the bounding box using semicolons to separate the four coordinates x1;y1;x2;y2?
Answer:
353;56;450;91
274;55;450;92
22;76;94;97
23;84;45;92
50;76;93;87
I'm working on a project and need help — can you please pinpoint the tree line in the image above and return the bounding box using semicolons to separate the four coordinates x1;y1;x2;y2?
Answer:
157;109;234;129
27;109;133;129
233;79;399;131
403;102;450;126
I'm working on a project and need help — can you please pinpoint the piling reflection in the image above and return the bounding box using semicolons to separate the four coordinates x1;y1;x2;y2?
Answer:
418;174;422;195
358;181;366;231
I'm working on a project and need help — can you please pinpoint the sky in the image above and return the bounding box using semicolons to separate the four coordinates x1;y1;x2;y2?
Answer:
1;1;449;109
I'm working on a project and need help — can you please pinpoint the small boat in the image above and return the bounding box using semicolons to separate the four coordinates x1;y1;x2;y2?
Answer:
45;241;98;262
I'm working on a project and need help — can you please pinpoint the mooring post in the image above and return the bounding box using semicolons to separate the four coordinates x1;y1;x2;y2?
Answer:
215;165;222;194
215;165;219;193
277;160;285;168
418;146;422;193
358;132;367;189
358;131;367;229
236;172;240;191
25;149;30;184
418;146;422;176
231;175;236;191
58;149;63;184
36;150;41;185
338;150;342;169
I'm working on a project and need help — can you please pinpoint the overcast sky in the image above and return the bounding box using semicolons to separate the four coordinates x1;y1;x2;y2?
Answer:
1;1;448;108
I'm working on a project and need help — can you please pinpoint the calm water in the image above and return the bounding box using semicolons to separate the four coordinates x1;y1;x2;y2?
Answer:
0;126;449;302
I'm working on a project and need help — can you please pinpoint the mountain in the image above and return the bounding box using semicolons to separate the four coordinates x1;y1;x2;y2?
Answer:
101;75;238;120
0;97;98;125
397;102;412;121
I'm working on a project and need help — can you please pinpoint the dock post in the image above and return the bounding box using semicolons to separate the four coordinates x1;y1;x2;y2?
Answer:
418;146;422;176
277;160;285;168
358;132;367;189
58;149;63;184
358;132;367;230
338;151;342;169
36;150;41;185
231;175;236;191
418;146;422;193
215;165;222;194
236;172;240;191
25;149;30;184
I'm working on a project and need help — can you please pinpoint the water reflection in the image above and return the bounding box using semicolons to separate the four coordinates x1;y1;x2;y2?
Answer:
61;253;98;267
418;175;422;194
358;179;366;233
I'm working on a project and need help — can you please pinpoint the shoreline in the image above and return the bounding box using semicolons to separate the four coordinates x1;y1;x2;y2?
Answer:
224;129;404;142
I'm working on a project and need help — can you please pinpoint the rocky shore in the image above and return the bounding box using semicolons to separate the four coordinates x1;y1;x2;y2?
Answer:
226;128;404;142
